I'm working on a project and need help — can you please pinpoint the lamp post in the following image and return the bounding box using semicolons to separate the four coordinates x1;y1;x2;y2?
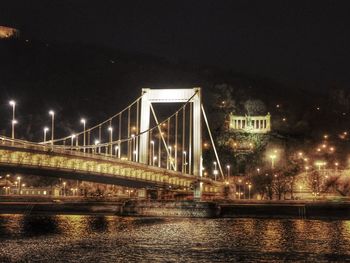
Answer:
238;179;242;200
168;146;172;170
63;182;66;196
43;127;49;143
9;100;16;139
131;134;136;161
81;119;86;153
71;134;76;150
270;154;276;169
115;145;119;157
226;165;231;179
248;184;252;200
108;127;113;156
183;151;187;173
150;140;155;165
94;140;100;154
213;161;218;181
49;110;55;145
335;162;339;173
17;176;21;195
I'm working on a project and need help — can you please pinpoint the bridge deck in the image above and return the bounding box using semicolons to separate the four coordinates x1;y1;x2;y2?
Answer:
0;138;222;193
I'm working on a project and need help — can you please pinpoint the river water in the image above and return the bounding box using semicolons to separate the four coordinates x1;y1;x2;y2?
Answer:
0;215;350;262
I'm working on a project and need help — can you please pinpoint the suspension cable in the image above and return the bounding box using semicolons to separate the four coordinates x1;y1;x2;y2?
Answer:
201;104;224;179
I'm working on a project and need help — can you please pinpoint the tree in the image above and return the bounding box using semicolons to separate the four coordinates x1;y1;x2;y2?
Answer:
244;99;266;115
272;173;291;200
251;172;273;200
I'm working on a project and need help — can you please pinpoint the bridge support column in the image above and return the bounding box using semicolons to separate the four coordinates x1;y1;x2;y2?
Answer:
139;88;203;200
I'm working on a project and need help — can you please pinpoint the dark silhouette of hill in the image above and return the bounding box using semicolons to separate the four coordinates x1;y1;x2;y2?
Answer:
0;38;346;144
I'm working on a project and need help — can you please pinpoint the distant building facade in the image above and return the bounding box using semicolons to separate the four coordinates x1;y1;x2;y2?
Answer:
10;186;60;196
229;113;271;133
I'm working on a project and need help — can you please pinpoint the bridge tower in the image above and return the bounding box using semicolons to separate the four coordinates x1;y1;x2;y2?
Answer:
139;88;203;199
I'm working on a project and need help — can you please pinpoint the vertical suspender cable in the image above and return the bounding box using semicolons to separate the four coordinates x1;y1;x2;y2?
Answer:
158;129;161;168
189;103;192;174
149;129;153;165
182;105;186;173
109;119;112;156
136;99;139;162
127;107;131;160
118;113;122;158
98;125;102;154
88;130;91;153
175;112;178;171
167;118;170;169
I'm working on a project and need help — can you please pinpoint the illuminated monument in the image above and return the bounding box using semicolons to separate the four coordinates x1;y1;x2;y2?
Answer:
0;26;20;39
229;113;271;133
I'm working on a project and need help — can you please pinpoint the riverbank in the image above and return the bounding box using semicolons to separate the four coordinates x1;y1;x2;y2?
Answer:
1;197;350;219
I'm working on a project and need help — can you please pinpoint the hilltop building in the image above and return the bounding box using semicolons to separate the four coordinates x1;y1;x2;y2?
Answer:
229;113;271;133
0;26;20;39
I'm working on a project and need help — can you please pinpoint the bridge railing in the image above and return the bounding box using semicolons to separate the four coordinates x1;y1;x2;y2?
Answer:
0;136;215;181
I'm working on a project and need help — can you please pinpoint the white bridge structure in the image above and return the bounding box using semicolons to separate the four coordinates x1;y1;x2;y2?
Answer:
0;88;225;199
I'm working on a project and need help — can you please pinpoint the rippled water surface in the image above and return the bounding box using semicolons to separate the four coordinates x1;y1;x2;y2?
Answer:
1;215;350;262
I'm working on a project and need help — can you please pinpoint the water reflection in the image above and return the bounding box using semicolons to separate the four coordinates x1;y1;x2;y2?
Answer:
0;215;350;262
21;215;60;237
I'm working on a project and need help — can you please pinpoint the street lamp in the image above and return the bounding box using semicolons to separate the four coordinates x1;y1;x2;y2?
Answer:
43;127;49;143
115;145;119;157
17;176;21;195
168;146;172;169
63;182;66;196
9;100;16;139
248;184;252;200
108;127;113;156
94;139;100;154
183;151;187;173
150;140;155;165
269;154;276;169
238;179;242;200
49;110;55;145
81;119;86;153
213;161;218;181
335;162;339;173
71;134;76;150
226;165;230;178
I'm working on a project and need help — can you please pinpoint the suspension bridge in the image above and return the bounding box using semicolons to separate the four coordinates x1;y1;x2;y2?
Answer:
0;88;226;199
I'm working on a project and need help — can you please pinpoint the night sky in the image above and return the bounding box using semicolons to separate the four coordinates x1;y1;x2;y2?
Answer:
1;0;350;91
